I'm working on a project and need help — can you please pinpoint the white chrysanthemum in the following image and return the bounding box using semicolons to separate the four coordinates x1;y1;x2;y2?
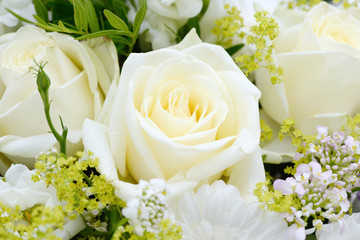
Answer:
170;180;288;240
316;213;360;240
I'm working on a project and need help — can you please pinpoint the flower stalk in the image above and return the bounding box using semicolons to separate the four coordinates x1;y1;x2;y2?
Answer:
34;61;68;155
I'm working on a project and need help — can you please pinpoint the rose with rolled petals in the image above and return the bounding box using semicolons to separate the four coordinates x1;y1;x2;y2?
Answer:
0;26;119;174
83;29;265;199
256;2;360;163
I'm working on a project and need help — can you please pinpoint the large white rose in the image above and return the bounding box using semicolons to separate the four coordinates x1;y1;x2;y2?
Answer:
0;26;119;174
0;164;85;239
256;2;360;162
128;0;202;49
83;29;265;199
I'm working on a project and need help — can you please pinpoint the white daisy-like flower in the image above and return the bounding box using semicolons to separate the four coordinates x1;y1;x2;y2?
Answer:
170;180;289;240
316;212;360;240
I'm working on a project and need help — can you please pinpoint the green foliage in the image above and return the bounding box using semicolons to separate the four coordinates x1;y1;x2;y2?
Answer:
15;0;147;60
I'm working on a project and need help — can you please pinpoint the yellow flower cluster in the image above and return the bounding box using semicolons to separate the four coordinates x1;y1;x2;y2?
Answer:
0;203;64;240
212;4;245;48
235;10;284;84
34;151;124;219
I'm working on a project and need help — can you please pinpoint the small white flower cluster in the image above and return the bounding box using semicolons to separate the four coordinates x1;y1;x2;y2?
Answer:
274;126;360;233
122;179;170;236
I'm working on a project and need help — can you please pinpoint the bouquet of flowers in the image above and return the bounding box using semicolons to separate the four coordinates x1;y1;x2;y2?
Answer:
1;0;360;239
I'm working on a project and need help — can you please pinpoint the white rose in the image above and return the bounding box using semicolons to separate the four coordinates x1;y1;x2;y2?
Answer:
0;164;86;239
83;29;265;199
256;2;360;162
128;0;202;49
0;26;119;174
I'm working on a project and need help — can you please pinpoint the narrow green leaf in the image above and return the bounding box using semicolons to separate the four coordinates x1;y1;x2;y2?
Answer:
33;0;49;22
83;0;100;32
35;23;63;32
352;187;360;193
33;15;48;25
111;36;132;45
5;8;34;24
75;30;133;40
225;44;244;56
133;0;146;36
113;0;130;26
104;10;129;31
72;0;88;32
57;21;70;31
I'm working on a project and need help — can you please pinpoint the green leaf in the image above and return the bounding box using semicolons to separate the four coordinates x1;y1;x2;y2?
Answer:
83;0;100;32
133;0;146;36
33;15;48;25
72;0;88;32
177;16;200;40
225;43;244;56
104;9;129;31
5;8;35;24
305;234;317;240
352;187;360;193
75;30;133;40
33;0;49;22
176;0;209;41
113;0;130;26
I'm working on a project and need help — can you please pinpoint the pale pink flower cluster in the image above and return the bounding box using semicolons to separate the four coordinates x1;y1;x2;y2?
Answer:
274;126;360;239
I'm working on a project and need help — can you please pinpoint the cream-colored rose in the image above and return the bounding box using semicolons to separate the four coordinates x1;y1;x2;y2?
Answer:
128;0;202;49
83;30;265;199
0;26;119;174
0;164;85;239
256;2;360;162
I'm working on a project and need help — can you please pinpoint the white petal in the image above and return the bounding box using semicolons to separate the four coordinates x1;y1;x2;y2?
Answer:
82;119;118;181
228;147;266;201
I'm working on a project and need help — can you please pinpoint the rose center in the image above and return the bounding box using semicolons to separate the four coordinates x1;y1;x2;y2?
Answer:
165;86;197;121
3;42;51;70
314;15;360;49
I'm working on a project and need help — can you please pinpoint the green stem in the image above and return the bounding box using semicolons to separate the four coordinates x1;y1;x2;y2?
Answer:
42;86;67;155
